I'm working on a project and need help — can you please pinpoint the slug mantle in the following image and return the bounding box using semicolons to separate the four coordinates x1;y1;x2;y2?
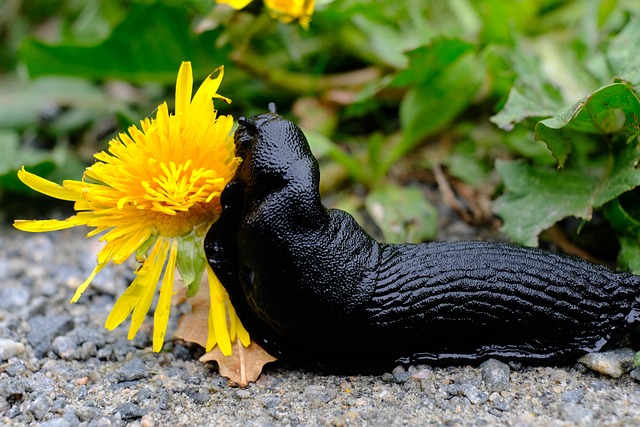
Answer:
205;110;640;373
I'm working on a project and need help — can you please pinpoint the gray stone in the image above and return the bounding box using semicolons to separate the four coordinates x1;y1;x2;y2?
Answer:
463;384;489;405
0;338;25;361
77;341;97;359
578;348;636;378
114;402;146;421
5;358;27;377
480;359;510;392
31;371;56;393
27;314;74;356
489;393;511;411
0;377;31;398
52;335;78;359
113;358;149;382
75;405;101;422
27;395;52;420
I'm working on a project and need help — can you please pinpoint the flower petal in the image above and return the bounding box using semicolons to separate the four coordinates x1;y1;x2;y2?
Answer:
70;263;107;303
13;216;87;232
153;239;178;351
206;263;232;355
129;239;170;339
17;167;84;202
175;62;193;118
216;0;253;10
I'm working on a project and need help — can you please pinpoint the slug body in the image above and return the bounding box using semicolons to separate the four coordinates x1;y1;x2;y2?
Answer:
205;111;640;373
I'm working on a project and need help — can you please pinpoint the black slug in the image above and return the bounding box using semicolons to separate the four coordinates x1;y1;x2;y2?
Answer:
205;109;640;373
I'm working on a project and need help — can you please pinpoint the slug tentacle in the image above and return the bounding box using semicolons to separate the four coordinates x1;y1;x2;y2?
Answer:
205;111;640;373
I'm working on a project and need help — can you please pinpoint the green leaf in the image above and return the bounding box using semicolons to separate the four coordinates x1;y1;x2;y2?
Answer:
603;197;640;239
393;38;483;162
493;137;640;246
534;83;640;166
490;52;565;131
364;184;438;244
0;131;52;193
0;131;85;194
19;1;227;84
618;236;640;276
606;16;640;85
0;77;107;129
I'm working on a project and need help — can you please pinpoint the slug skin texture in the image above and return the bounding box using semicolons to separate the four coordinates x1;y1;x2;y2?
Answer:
205;111;640;374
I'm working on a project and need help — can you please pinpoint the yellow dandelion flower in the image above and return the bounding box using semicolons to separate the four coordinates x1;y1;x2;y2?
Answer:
217;0;314;29
13;62;250;355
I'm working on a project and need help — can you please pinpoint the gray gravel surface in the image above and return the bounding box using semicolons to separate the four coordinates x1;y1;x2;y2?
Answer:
2;221;640;426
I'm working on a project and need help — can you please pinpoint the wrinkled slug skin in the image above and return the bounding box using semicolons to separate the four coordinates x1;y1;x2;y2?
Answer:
205;112;640;373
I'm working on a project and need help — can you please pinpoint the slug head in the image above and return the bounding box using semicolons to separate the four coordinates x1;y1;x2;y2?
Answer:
234;111;320;201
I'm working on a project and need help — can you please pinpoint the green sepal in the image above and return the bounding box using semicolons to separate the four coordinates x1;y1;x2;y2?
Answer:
176;224;209;298
135;233;157;263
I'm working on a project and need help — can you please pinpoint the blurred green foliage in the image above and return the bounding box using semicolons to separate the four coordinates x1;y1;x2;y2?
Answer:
2;0;640;270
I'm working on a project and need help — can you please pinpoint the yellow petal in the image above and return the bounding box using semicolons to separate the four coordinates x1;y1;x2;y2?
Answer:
228;300;251;346
13;216;87;232
216;0;253;9
153;239;178;352
105;239;165;332
175;62;193;117
17;167;83;202
190;66;230;119
70;263;107;303
206;263;232;355
128;239;170;339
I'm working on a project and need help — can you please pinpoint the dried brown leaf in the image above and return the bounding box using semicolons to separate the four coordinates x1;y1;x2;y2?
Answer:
174;274;277;387
200;341;277;387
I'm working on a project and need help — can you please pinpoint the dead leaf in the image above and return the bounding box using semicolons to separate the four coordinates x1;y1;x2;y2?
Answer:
174;274;277;387
200;341;277;387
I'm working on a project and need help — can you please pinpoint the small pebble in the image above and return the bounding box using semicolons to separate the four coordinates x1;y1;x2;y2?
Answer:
114;358;149;382
0;338;25;361
52;336;78;359
114;402;146;421
578;348;636;378
460;383;489;405
480;359;510;392
27;314;75;356
27;395;52;420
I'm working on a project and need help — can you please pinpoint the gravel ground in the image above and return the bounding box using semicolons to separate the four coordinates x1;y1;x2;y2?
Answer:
2;216;640;426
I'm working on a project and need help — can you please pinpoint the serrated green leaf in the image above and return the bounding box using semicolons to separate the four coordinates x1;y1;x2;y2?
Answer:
534;83;640;167
494;138;640;246
19;1;227;84
490;52;565;131
365;184;438;244
493;160;597;246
